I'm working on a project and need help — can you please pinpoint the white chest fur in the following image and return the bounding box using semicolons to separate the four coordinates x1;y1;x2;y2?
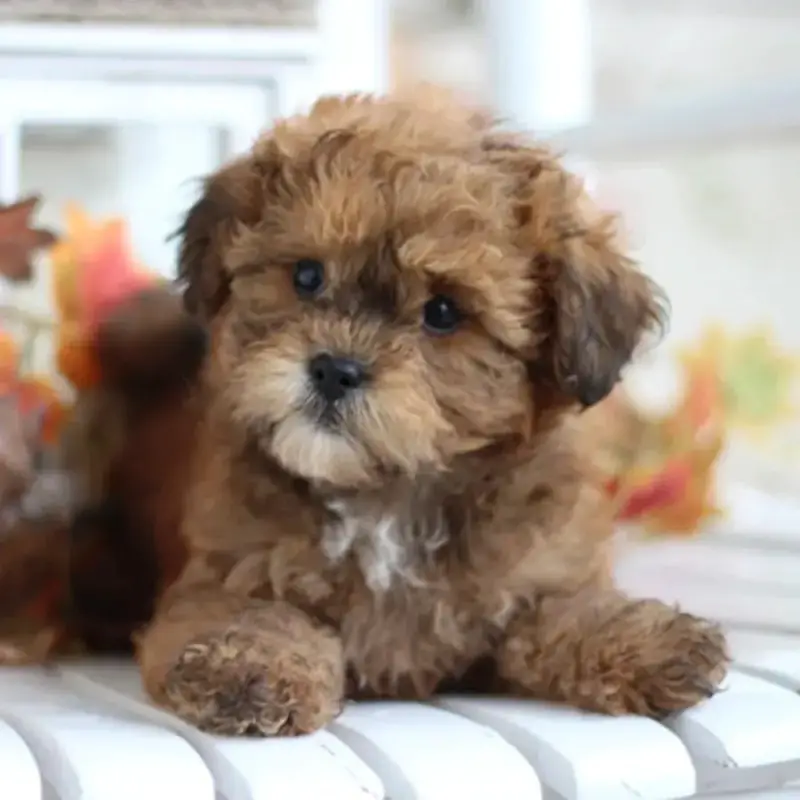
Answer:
321;498;448;593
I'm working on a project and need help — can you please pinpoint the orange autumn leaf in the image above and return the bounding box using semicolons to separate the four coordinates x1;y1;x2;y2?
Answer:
49;239;81;325
641;478;721;535
15;377;69;445
49;206;152;389
675;368;722;431
638;432;724;534
599;357;726;535
50;204;118;325
49;205;164;390
0;331;19;389
41;403;70;446
55;326;100;391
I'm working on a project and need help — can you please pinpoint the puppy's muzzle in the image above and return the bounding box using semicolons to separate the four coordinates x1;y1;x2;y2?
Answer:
308;353;368;403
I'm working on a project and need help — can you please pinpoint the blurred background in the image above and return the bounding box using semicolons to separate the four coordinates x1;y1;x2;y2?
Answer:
0;0;799;653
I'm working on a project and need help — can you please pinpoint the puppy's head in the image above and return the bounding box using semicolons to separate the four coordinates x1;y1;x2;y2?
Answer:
178;93;666;489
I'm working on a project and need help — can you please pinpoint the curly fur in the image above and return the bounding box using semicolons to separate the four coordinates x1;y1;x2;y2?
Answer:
128;91;729;735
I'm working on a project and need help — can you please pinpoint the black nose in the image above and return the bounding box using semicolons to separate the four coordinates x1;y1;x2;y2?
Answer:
308;353;367;402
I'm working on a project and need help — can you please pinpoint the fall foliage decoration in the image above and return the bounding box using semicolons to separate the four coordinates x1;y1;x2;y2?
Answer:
0;193;66;527
0;202;163;662
1;199;166;529
0;325;71;512
0;195;57;283
595;373;725;536
48;204;161;391
0;340;71;660
597;322;800;536
678;324;799;439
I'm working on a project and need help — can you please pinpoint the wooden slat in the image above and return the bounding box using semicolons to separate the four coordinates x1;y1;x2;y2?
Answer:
69;661;539;800
60;660;384;800
330;701;542;800
618;539;800;592
0;666;214;800
701;792;800;799
435;696;696;800
1;655;798;799
666;670;800;794
728;631;800;662
733;649;800;691
616;537;800;633
618;576;800;631
0;718;41;800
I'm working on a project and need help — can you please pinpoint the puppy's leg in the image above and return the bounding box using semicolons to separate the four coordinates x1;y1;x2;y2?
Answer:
496;588;728;717
138;583;344;736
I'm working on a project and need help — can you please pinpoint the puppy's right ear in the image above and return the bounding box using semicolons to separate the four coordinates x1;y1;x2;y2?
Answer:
482;135;666;409
177;158;264;320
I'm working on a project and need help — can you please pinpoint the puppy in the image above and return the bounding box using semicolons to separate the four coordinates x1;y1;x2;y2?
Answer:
138;92;729;735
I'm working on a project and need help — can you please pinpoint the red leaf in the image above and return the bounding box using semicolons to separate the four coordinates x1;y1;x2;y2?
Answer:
77;221;154;334
616;461;692;520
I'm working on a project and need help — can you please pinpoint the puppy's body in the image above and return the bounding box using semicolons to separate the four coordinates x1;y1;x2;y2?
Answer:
139;93;728;735
157;406;600;689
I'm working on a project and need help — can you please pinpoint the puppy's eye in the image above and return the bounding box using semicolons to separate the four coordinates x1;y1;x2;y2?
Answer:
293;259;325;297
423;294;461;335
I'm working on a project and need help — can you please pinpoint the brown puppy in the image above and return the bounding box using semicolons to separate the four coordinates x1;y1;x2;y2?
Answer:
138;92;728;736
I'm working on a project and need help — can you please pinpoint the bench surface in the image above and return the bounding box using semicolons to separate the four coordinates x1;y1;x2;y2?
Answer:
0;653;800;800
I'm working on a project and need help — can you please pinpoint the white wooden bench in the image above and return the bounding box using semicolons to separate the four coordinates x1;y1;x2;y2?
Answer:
7;486;800;800
0;653;799;800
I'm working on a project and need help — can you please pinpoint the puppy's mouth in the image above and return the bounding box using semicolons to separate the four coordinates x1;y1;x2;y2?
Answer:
304;395;345;430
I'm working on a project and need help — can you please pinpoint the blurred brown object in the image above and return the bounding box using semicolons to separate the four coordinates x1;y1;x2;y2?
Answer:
0;519;71;663
59;285;204;651
0;395;35;524
0;505;159;662
0;283;205;663
0;195;57;283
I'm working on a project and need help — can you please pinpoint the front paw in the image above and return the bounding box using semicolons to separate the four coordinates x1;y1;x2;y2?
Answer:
160;612;344;736
499;597;729;718
626;609;729;718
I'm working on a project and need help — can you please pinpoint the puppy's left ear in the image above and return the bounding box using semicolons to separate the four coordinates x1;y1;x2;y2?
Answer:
176;157;264;321
485;137;667;408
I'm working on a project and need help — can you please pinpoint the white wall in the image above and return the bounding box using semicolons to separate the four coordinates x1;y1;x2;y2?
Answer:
592;0;800;114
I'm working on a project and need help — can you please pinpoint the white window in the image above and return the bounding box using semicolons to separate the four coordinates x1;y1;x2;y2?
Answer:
0;80;268;287
0;21;321;376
